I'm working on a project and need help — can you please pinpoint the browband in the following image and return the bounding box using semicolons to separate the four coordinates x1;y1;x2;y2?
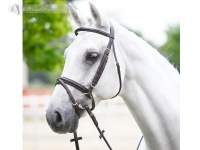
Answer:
75;27;114;39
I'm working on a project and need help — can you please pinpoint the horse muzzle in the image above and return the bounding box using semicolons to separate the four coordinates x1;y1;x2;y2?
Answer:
46;101;79;133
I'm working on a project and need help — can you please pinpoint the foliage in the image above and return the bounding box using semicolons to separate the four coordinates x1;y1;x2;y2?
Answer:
29;69;62;85
23;0;72;71
160;25;180;72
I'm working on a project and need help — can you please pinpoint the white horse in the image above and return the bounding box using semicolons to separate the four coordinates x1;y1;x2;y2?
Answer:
46;2;180;150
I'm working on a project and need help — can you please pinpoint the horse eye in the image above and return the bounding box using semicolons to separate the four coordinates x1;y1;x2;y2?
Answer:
86;52;99;62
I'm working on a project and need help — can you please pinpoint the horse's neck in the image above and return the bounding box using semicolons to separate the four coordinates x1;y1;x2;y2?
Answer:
115;23;180;150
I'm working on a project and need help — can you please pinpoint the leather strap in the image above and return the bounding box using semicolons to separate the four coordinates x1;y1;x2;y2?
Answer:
75;27;114;39
85;106;112;150
89;48;110;92
56;77;95;111
56;77;88;93
57;78;81;117
136;136;143;150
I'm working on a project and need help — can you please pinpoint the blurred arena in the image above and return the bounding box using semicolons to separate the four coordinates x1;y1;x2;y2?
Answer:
23;89;141;150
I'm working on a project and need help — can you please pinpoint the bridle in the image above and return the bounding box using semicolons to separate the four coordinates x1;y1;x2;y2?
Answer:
56;22;121;113
55;22;142;150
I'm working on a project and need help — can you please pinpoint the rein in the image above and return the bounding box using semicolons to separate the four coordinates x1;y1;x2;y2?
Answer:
55;22;142;149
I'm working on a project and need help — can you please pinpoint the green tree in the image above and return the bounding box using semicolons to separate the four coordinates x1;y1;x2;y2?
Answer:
160;25;180;72
23;0;72;71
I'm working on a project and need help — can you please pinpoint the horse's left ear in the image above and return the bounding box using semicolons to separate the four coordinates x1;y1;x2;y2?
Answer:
89;2;109;29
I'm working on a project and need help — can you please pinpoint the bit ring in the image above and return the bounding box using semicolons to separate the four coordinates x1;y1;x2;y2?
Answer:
75;93;93;110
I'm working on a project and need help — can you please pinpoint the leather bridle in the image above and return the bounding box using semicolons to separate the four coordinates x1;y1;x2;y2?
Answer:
56;22;122;114
54;22;143;150
55;22;122;150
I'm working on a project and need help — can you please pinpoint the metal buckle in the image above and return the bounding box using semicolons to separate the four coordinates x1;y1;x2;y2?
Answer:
105;48;110;52
72;103;78;106
75;93;93;110
91;84;95;89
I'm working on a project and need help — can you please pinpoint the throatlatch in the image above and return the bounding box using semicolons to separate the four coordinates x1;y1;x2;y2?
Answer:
56;22;122;150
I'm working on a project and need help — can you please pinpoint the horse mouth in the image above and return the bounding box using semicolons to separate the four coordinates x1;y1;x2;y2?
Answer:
52;124;78;134
66;112;79;133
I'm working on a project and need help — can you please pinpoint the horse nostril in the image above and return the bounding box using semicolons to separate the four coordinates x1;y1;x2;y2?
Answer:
55;111;62;123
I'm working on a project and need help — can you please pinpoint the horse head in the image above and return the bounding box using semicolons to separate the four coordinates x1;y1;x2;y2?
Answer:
46;2;125;134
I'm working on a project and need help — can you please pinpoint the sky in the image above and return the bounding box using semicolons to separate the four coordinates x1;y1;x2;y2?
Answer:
71;0;179;47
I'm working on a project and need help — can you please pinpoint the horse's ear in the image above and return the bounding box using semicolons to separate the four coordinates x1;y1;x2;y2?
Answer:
69;3;88;27
89;2;109;29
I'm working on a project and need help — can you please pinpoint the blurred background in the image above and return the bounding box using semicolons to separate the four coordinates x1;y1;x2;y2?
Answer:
23;0;180;150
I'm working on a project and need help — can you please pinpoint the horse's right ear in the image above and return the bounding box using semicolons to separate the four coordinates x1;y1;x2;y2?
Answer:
89;2;109;29
69;3;88;27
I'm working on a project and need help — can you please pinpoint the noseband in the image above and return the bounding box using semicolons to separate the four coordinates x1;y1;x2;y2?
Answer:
56;22;122;150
